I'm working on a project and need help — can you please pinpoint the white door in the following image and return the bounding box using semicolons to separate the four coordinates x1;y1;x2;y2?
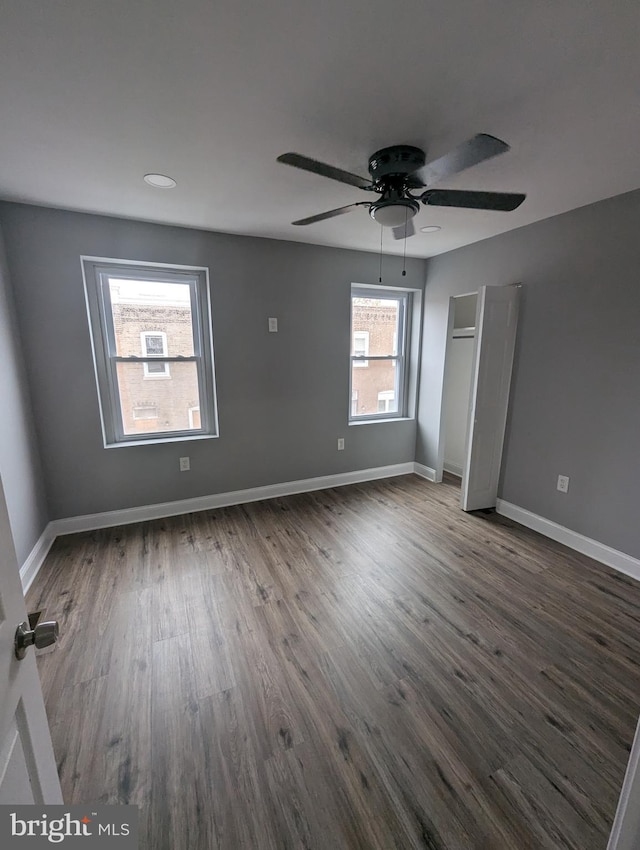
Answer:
461;284;520;511
0;474;62;803
607;714;640;849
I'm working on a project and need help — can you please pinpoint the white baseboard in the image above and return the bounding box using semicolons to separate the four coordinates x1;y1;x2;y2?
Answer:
50;462;417;536
20;524;57;595
496;499;640;582
26;470;638;595
443;462;463;477
413;462;437;482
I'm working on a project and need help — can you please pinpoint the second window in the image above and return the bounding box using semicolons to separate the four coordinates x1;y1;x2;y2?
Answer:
349;287;409;421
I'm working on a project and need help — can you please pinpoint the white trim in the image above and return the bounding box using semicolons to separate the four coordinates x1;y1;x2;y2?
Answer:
351;282;423;294
350;286;409;423
80;255;210;273
413;463;438;482
50;463;416;536
443;462;463;477
19;524;57;594
608;716;640;850
20;464;415;590
349;416;413;427
81;257;218;447
20;471;640;623
496;499;640;581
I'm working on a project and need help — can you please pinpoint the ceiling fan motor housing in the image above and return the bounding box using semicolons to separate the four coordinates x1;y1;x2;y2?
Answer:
367;146;425;227
368;145;426;181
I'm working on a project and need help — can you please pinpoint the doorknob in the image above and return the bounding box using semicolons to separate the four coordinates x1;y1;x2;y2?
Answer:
14;620;59;660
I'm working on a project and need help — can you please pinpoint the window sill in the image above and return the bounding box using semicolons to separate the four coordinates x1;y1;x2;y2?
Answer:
348;416;414;426
104;433;218;449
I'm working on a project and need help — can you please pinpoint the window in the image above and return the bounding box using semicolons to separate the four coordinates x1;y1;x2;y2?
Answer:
132;405;158;420
352;331;369;367
377;390;395;412
141;332;170;378
82;258;218;446
349;287;409;421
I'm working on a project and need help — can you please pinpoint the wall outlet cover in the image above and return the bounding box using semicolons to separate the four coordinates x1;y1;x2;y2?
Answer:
268;317;278;332
557;474;569;493
337;438;345;451
179;457;190;471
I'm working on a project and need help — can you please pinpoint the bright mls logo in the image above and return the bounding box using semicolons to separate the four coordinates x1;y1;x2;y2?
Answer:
0;806;138;847
11;813;93;842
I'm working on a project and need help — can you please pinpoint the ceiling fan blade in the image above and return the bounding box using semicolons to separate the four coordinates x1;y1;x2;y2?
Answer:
291;202;370;226
413;134;510;187
278;153;372;190
392;219;416;240
421;189;525;211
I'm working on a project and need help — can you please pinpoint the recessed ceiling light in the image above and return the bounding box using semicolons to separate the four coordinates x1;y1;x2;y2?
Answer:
143;173;176;189
420;225;441;233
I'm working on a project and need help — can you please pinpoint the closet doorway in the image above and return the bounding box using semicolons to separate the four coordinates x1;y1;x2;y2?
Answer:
439;284;520;511
441;293;477;479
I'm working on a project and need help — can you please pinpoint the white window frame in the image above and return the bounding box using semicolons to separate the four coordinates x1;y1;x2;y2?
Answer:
132;405;159;421
351;389;359;417
352;331;369;367
141;331;170;378
349;286;410;423
82;257;219;447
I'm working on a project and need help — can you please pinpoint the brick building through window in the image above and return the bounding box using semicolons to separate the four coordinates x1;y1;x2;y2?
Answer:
351;296;402;417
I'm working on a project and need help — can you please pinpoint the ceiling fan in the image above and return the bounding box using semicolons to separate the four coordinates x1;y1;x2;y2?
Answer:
277;134;525;239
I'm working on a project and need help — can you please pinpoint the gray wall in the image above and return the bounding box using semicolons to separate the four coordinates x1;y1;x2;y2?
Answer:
416;188;640;559
0;223;48;564
0;203;426;520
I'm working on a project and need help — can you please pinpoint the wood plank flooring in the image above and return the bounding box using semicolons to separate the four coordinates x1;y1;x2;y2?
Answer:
27;474;640;849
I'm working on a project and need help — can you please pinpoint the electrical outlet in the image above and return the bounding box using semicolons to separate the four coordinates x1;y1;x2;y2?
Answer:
179;456;190;472
557;474;569;493
337;438;345;451
268;317;278;332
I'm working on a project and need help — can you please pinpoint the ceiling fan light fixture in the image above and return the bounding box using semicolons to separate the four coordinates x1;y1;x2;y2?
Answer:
369;199;419;228
420;225;442;233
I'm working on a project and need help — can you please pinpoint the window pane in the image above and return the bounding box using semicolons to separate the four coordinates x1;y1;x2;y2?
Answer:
351;359;398;416
109;278;195;357
144;335;165;356
145;360;169;376
115;361;202;435
351;296;400;357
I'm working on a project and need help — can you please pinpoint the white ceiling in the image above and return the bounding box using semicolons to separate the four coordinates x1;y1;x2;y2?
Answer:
1;1;639;258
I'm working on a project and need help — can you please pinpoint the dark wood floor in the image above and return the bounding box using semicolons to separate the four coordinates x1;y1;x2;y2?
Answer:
27;474;640;849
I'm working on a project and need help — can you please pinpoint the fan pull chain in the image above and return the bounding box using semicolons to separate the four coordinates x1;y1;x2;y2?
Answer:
379;225;383;283
402;207;408;277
